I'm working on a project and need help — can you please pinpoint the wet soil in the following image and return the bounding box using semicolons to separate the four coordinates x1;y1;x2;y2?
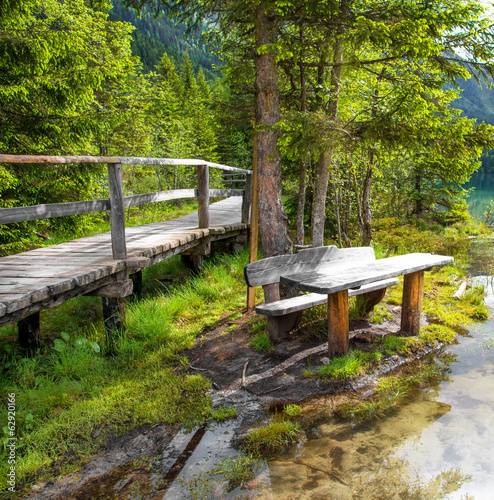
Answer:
22;305;426;500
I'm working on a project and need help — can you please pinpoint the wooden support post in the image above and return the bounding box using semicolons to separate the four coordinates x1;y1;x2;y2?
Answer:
247;130;259;311
401;270;424;335
130;270;143;298
328;290;349;357
242;173;253;224
102;297;125;355
197;164;210;228
107;162;127;260
106;162;128;351
18;312;40;353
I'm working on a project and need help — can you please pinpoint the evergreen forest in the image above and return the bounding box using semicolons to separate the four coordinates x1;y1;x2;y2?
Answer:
2;0;494;256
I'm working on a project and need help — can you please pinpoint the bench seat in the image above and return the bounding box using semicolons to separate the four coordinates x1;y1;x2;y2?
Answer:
255;278;399;317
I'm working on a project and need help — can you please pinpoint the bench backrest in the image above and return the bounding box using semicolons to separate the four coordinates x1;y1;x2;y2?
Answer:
244;246;376;287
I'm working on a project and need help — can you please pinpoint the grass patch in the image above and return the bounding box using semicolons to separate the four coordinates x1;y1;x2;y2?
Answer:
243;419;300;455
317;351;382;381
250;332;274;353
336;359;452;425
0;248;251;492
369;304;392;324
209;406;237;423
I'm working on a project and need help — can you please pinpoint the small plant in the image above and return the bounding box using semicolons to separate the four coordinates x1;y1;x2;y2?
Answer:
179;473;214;500
209;406;237;422
210;455;262;492
317;351;382;381
250;332;274;353
380;335;410;356
337;361;449;425
243;419;300;454
419;324;457;345
283;404;302;418
369;304;393;324
317;352;364;380
250;319;267;335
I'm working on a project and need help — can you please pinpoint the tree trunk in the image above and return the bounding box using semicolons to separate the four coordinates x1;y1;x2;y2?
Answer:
311;7;346;247
254;6;292;259
311;150;332;247
296;43;307;247
362;162;373;246
296;156;307;246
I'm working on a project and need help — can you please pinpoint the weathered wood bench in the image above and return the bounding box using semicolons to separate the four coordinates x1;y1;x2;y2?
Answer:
244;246;399;341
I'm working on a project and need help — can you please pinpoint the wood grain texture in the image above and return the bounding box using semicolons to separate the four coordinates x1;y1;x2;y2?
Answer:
280;253;453;294
108;163;127;260
328;290;349;357
0;199;110;224
401;270;424;335
197;164;210;229
255;278;399;316
244;246;376;287
0;197;246;326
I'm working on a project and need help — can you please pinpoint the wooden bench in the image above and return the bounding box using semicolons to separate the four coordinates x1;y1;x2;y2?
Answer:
244;246;399;341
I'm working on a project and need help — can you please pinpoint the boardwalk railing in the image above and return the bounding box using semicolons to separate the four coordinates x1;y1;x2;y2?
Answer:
0;155;253;261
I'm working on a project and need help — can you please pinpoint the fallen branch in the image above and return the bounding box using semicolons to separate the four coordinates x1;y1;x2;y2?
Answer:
242;360;249;385
227;343;328;391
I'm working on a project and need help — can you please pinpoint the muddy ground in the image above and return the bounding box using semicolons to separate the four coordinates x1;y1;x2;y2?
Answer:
21;305;425;500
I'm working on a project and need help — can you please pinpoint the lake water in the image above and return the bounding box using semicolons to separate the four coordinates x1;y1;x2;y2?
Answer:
465;172;494;221
266;290;494;499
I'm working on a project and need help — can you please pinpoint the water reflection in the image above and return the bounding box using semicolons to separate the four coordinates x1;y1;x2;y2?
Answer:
267;289;494;499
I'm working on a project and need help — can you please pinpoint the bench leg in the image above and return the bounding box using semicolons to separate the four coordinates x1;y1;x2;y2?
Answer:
328;290;349;357
360;288;387;317
267;311;303;342
401;270;424;335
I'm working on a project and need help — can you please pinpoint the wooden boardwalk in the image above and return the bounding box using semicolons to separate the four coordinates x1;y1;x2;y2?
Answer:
0;197;248;329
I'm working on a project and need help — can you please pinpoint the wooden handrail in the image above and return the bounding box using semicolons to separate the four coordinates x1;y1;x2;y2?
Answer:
0;154;251;173
0;155;253;260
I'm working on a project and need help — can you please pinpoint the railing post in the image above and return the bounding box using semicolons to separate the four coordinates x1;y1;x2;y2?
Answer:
106;162;127;354
197;164;210;228
107;162;127;260
242;172;253;224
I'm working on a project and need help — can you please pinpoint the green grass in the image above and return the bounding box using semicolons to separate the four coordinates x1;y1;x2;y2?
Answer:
243;419;300;455
0;248;250;492
336;360;452;426
250;332;274;353
317;351;382;380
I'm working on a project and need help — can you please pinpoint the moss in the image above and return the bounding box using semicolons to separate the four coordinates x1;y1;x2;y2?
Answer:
336;361;450;425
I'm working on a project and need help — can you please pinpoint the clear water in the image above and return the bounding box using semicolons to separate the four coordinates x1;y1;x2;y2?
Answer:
264;278;494;500
465;172;494;221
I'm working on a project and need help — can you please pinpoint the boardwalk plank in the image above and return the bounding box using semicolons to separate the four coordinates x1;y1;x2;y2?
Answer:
0;198;245;324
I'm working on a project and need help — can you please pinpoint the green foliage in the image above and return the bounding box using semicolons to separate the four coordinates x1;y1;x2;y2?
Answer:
0;248;251;490
283;404;302;418
210;455;262;492
243;420;300;455
336;361;450;426
250;332;273;353
317;351;381;381
369;304;392;324
209;406;238;423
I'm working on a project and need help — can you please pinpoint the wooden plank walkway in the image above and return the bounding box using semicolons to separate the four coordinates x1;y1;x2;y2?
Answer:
0;197;248;327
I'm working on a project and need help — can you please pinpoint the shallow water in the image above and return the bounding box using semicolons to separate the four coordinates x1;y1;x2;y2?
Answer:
264;277;494;500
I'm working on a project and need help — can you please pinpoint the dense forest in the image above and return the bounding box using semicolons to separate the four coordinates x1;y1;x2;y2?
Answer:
1;0;494;257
